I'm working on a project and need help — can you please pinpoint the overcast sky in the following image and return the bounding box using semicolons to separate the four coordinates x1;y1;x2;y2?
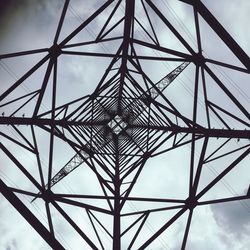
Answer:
0;1;250;250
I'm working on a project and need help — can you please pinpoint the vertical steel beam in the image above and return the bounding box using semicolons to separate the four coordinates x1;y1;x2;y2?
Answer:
113;137;121;250
117;0;135;114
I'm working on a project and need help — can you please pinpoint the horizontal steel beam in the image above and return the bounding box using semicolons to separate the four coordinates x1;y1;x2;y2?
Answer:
1;117;249;139
131;124;250;139
0;117;106;127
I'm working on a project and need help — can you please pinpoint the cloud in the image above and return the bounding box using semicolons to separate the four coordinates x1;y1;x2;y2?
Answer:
0;194;50;250
203;0;250;55
211;201;250;239
0;0;249;249
0;0;63;52
4;239;17;250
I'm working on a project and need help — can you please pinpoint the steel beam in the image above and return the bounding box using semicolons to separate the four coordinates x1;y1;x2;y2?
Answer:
0;179;65;250
179;0;250;71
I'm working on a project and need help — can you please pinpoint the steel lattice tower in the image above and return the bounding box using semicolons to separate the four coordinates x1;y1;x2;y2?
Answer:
0;0;250;249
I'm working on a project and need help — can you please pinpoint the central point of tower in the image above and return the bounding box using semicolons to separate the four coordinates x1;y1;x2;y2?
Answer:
108;115;127;135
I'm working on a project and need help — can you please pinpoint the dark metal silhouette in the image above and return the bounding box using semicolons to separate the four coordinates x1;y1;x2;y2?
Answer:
0;0;249;249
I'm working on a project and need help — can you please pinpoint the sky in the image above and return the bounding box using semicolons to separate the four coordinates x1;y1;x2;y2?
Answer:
0;0;250;249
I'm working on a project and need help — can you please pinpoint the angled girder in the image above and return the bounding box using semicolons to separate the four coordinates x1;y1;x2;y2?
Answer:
0;179;64;250
179;0;250;71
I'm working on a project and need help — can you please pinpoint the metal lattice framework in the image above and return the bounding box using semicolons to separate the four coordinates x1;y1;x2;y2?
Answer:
0;0;250;249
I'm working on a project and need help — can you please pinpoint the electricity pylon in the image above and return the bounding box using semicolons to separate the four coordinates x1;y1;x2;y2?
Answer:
0;0;249;249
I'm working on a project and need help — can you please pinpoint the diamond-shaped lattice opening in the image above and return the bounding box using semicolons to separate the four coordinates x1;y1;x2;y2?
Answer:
108;115;128;135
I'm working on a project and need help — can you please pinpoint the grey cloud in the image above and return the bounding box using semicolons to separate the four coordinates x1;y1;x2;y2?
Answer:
0;0;62;52
4;239;17;250
171;238;228;250
0;0;61;27
211;201;250;238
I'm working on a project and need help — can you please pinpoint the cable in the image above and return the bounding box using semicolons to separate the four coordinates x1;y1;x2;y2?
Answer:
128;202;172;250
0;60;50;113
192;143;250;213
160;0;249;104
